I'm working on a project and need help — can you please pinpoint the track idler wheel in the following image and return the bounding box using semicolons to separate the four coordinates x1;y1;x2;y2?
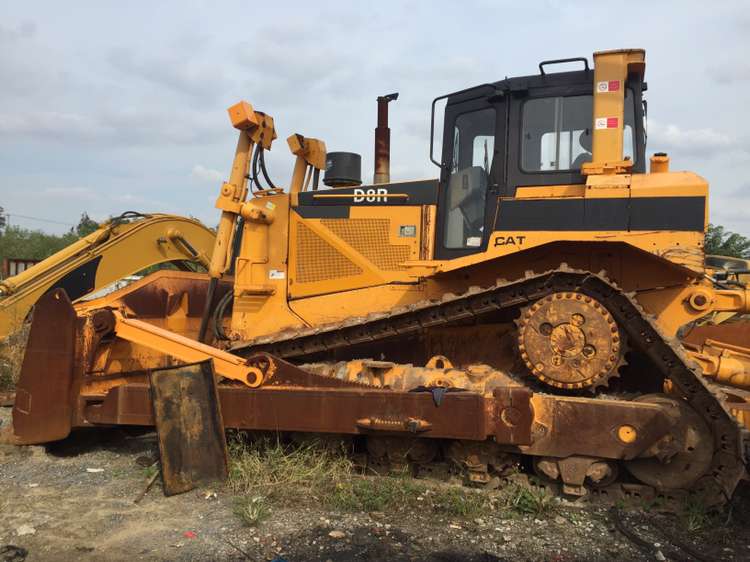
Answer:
533;456;619;496
445;441;517;485
624;394;714;490
518;291;623;390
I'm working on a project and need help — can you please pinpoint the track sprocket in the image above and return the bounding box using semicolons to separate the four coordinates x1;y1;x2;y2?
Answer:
517;291;623;390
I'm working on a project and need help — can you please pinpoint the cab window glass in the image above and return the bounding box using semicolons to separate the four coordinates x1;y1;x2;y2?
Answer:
623;89;635;160
444;107;495;249
521;91;635;172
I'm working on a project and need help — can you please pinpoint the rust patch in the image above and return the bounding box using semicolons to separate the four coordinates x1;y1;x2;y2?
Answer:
493;386;532;445
13;289;76;444
149;361;228;496
84;383;490;441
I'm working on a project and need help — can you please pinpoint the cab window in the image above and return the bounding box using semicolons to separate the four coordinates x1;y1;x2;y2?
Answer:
521;91;636;172
444;107;495;249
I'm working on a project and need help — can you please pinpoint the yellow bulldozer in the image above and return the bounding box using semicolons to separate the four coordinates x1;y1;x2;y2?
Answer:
5;48;750;504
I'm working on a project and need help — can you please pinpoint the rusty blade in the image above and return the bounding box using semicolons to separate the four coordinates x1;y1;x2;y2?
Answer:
149;360;229;496
13;289;76;444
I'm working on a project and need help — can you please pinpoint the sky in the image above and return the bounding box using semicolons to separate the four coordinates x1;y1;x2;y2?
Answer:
1;0;749;235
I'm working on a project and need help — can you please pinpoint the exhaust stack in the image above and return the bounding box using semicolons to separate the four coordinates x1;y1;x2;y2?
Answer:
374;92;398;184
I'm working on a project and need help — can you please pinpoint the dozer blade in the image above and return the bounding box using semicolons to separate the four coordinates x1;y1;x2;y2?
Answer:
11;289;76;445
149;360;229;496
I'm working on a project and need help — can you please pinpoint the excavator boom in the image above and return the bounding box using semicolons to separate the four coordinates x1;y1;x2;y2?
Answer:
0;213;215;339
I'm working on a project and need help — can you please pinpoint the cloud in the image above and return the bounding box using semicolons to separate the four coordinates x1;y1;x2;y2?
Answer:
107;47;227;103
0;111;108;141
648;120;735;158
710;196;750;234
0;107;223;146
729;183;750;198
709;63;750;85
0;21;62;98
42;186;100;199
191;165;223;183
0;21;36;42
39;186;155;207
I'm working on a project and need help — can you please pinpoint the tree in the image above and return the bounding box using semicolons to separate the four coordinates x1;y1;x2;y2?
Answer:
0;225;78;263
705;224;750;258
75;212;99;237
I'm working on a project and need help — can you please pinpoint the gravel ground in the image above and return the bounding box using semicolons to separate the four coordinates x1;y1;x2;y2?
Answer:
2;406;750;562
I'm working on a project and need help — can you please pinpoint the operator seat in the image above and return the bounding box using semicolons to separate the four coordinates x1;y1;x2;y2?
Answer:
572;129;593;169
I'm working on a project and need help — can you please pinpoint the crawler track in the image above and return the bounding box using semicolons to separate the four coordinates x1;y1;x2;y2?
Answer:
232;268;747;504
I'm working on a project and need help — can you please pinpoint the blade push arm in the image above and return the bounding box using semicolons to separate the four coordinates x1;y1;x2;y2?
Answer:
198;101;277;341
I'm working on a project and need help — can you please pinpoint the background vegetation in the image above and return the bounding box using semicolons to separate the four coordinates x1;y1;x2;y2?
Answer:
704;224;750;258
0;212;99;266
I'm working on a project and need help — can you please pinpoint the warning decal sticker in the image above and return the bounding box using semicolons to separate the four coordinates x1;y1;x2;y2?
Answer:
595;117;619;130
596;80;621;93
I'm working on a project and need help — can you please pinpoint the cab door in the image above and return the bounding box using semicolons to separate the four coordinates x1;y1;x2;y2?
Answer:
435;97;504;260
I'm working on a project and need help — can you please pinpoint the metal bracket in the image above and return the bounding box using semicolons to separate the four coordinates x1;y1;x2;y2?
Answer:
493;386;533;445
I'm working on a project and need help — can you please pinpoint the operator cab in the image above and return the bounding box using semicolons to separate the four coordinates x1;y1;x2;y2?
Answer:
433;57;646;259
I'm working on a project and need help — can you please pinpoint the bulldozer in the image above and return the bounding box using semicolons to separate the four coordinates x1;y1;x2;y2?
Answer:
6;48;750;505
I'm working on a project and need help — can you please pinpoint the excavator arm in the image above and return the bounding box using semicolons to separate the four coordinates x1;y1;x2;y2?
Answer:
0;213;215;339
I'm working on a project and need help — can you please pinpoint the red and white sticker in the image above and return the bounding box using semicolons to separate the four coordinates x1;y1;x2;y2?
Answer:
595;117;619;130
596;80;621;93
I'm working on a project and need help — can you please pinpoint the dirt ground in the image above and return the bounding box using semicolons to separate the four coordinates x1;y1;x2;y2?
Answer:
2;406;750;562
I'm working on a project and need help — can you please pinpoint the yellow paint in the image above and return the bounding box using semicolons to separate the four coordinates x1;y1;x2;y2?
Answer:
230;192;306;338
288;205;422;299
514;185;586;198
112;311;263;387
617;425;637;444
589;49;645;165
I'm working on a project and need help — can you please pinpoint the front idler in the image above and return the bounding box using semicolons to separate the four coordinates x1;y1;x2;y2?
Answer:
623;394;714;491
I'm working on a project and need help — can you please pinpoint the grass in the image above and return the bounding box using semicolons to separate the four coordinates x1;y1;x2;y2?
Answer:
504;484;556;518
226;434;501;525
143;464;159;480
227;435;353;504
432;486;489;518
680;497;713;532
234;496;271;527
329;472;425;512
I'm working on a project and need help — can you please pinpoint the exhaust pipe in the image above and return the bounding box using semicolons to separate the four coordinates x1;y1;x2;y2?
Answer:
374;92;398;184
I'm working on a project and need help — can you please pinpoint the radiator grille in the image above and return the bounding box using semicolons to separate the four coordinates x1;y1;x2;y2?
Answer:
296;223;362;283
322;218;410;271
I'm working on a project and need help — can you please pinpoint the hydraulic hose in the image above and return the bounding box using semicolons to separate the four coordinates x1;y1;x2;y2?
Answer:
212;289;234;340
197;277;218;343
250;144;262;192
259;148;278;190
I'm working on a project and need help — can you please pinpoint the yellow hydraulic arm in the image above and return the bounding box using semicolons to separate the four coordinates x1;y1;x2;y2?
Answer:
197;101;278;341
111;310;263;387
0;213;215;339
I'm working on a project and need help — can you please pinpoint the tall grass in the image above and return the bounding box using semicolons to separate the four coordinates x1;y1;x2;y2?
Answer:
226;434;500;526
227;435;353;504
